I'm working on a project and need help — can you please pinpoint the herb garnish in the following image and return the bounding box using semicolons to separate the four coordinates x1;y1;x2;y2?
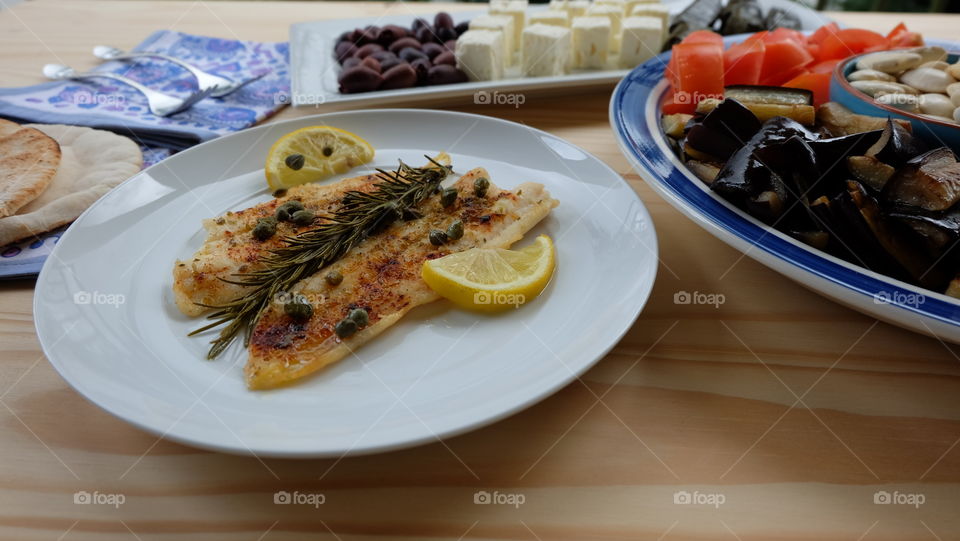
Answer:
190;156;452;359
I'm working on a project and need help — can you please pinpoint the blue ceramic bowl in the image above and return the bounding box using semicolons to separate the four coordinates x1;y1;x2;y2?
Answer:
831;40;960;150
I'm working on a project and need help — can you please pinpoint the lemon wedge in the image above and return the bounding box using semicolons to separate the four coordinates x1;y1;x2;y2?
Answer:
421;235;555;312
264;126;374;191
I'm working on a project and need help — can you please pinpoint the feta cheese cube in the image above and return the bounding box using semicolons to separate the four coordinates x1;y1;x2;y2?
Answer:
489;2;526;46
522;24;571;77
528;10;571;27
455;30;505;81
571;16;611;69
619;16;662;68
469;14;516;65
567;0;590;16
585;4;623;48
595;0;628;15
626;0;661;13
630;4;670;33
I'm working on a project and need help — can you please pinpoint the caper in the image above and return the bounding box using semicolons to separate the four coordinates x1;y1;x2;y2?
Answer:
348;307;369;327
429;229;448;246
252;217;277;240
446;219;464;240
325;270;343;286
284;295;313;322
285;153;305;170
474;177;490;198
440;186;458;207
334;318;358;338
322;146;334;157
272;188;287;198
276;200;305;221
291;209;316;226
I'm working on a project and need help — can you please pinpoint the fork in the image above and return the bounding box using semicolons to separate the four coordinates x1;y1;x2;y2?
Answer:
93;45;242;98
42;63;213;117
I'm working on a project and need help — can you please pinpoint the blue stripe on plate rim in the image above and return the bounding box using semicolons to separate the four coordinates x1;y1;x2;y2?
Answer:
610;36;960;327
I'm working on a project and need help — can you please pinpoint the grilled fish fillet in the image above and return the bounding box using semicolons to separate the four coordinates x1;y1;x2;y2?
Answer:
245;167;558;389
173;173;385;316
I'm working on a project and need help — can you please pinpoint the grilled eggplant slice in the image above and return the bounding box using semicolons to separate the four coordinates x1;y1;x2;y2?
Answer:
717;0;765;35
865;118;928;168
685;98;762;160
848;156;896;192
884;147;960;211
817;102;912;137
843;181;945;288
663;0;723;49
697;98;816;125
725;85;813;106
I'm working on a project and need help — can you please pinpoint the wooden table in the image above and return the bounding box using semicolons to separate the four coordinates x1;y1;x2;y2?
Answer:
2;2;960;539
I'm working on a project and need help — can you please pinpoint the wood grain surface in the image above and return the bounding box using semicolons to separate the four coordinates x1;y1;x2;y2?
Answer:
2;2;960;539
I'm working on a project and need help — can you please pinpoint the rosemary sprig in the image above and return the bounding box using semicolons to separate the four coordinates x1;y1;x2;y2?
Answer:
190;156;452;359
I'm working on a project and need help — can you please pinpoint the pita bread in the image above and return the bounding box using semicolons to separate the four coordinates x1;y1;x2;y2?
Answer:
0;119;61;218
0;124;142;246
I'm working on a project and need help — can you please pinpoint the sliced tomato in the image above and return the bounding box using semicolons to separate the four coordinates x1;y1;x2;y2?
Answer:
887;22;924;48
681;30;724;46
809;58;841;74
759;38;814;85
818;28;888;61
662;42;725;114
784;71;831;107
763;27;807;46
808;22;840;46
723;39;765;86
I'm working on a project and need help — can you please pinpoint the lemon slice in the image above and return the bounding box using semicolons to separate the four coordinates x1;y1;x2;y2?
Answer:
264;126;374;191
421;235;555;312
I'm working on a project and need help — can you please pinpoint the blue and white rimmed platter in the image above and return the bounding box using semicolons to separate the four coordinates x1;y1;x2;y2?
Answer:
610;39;960;344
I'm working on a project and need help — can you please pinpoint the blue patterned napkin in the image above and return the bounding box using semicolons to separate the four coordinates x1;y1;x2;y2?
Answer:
0;31;290;278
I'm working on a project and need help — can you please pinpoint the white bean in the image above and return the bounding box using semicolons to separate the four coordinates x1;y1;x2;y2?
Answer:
919;93;956;118
900;67;956;93
848;69;896;82
856;51;922;74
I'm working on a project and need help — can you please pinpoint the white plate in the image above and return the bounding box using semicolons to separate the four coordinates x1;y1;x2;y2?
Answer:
289;0;830;108
610;41;960;344
34;109;657;457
